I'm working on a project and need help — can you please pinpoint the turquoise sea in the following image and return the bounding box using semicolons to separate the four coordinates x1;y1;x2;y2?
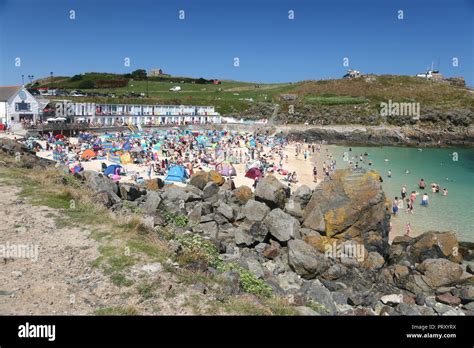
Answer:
326;146;474;242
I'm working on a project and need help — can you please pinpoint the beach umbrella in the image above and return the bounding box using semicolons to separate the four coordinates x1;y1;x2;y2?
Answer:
55;134;65;140
218;163;237;177
81;149;96;160
245;167;263;180
246;160;262;171
55;140;65;146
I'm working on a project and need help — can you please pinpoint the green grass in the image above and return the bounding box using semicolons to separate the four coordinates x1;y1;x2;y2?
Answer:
305;95;367;105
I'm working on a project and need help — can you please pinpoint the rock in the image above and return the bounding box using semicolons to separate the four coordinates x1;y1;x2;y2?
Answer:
119;183;145;201
232;186;253;205
255;174;288;209
189;170;224;189
294;185;312;208
363;251;385;270
288;240;329;279
392;235;413;246
432;302;455;315
141;191;162;214
161;185;202;211
83;170;118;195
301;279;337;315
467;264;474;274
295;306;320;316
192;221;218;238
381;294;403;306
459;286;474;303
141;263;163;274
463;302;474;311
264;208;299;243
442;308;465;316
145;178;165;190
243;200;270;222
415;294;426;306
407;231;462;263
203;182;219;199
435;293;461;306
246;259;265;279
217;202;234;222
395;303;421;316
11;271;22;278
302;169;390;256
263;242;280;259
234;228;254;247
276;272;303;291
332;291;348;305
254;243;267;254
188;202;212;223
284;198;304;218
416;258;464;289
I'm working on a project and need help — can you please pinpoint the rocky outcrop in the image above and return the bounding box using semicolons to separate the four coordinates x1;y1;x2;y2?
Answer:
302;169;390;256
286;125;474;147
189;170;225;189
7;139;472;316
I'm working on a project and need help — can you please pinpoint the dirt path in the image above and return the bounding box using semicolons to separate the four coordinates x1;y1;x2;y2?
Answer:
0;181;217;315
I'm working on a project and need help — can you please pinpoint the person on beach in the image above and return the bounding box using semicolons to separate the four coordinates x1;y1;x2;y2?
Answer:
392;197;399;216
421;193;429;206
313;166;318;183
405;223;412;236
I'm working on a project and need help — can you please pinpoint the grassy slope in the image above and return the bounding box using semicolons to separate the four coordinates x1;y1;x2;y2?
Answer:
33;73;473;117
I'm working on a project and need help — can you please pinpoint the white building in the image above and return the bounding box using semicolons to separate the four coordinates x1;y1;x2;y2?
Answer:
0;86;48;125
57;101;221;126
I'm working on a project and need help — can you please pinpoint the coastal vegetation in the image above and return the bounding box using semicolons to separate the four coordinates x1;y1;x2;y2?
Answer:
31;72;474;125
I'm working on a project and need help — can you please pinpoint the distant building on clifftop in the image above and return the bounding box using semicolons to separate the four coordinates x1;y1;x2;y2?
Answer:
148;68;170;77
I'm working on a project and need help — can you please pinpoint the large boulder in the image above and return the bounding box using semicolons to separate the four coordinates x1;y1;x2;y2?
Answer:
141;191;162;214
231;186;253;205
189;170;225;189
255;174;288;209
416;258;464;289
288;240;330;279
263;208;299;243
302;169;390;256
243;200;270;222
119;183;145;201
83;170;118;195
407;231;462;264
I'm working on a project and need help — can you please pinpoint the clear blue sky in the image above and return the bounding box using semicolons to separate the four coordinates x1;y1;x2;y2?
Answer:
0;0;473;86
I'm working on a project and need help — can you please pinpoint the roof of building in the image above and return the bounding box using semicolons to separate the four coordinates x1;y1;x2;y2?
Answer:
0;86;21;101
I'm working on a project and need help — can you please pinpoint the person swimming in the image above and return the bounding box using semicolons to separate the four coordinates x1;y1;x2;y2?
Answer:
443;188;448;196
419;178;426;190
387;170;392;178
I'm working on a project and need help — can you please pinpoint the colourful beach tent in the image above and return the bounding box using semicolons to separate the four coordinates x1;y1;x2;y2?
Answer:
164;165;189;183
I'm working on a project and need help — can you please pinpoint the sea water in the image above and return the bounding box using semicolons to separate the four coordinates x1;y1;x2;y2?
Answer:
325;145;474;242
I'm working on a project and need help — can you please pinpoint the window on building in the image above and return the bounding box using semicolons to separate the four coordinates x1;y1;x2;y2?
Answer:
15;102;31;111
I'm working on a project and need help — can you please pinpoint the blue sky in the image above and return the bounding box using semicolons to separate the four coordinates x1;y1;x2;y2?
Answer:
0;0;473;86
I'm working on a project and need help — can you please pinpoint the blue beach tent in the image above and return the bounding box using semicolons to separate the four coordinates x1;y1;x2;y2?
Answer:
164;166;189;183
104;164;122;176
